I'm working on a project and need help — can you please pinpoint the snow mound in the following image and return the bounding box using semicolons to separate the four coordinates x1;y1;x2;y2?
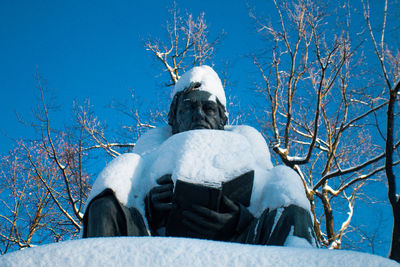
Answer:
224;125;273;169
87;153;143;206
149;129;255;186
2;237;398;267
133;126;172;157
85;126;309;220
249;165;310;217
171;65;226;108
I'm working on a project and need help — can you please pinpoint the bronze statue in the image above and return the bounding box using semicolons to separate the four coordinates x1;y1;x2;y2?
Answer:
83;66;317;247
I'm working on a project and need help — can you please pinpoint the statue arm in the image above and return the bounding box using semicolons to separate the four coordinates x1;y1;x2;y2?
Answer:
180;195;255;241
145;174;174;234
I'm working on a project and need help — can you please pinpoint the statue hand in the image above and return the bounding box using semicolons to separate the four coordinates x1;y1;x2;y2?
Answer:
146;174;174;231
181;195;240;241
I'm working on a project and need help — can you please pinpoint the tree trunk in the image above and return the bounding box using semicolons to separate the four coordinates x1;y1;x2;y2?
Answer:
321;189;335;244
386;81;400;262
389;201;400;261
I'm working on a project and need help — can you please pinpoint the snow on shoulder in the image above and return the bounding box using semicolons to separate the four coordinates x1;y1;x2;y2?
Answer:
2;237;398;267
86;153;143;207
85;125;310;219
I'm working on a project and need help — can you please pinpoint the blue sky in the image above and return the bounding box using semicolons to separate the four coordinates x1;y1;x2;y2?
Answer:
0;0;265;153
1;0;395;152
0;0;398;256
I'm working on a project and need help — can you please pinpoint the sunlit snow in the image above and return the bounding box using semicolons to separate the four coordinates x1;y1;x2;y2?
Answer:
171;65;227;108
86;125;308;221
1;237;398;267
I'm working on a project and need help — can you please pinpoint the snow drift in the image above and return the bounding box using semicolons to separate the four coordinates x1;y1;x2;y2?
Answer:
1;237;398;267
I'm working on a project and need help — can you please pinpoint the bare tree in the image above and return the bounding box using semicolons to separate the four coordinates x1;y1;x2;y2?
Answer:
145;2;224;86
250;0;399;249
385;79;400;260
7;0;398;257
0;76;91;253
76;3;224;159
0;7;224;253
74;100;136;159
362;0;400;261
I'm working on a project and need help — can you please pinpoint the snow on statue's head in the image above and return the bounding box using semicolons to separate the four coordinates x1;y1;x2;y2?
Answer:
168;65;228;134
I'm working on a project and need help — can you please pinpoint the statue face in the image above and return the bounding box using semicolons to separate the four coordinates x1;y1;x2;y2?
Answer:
174;90;224;133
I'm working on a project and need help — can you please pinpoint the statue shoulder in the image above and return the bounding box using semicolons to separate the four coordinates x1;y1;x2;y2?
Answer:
133;126;172;156
225;125;273;169
86;153;144;208
224;125;262;137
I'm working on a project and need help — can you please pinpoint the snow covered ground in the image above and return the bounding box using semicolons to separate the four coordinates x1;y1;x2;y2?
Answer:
1;237;398;266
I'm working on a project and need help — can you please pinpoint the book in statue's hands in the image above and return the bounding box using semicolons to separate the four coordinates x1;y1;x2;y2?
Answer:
165;170;254;237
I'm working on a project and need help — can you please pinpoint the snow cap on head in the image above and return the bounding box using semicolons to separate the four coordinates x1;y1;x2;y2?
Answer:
171;65;226;108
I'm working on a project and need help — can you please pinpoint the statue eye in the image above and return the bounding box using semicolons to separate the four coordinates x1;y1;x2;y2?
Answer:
203;103;217;114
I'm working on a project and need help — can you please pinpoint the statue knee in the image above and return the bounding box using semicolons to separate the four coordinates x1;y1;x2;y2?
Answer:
89;196;119;219
85;194;126;237
283;205;311;224
281;205;316;246
261;205;315;246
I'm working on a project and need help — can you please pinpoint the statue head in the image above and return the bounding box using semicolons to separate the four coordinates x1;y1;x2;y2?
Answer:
168;66;228;134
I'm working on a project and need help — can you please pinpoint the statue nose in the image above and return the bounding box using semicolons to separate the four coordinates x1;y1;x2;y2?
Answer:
193;106;205;120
